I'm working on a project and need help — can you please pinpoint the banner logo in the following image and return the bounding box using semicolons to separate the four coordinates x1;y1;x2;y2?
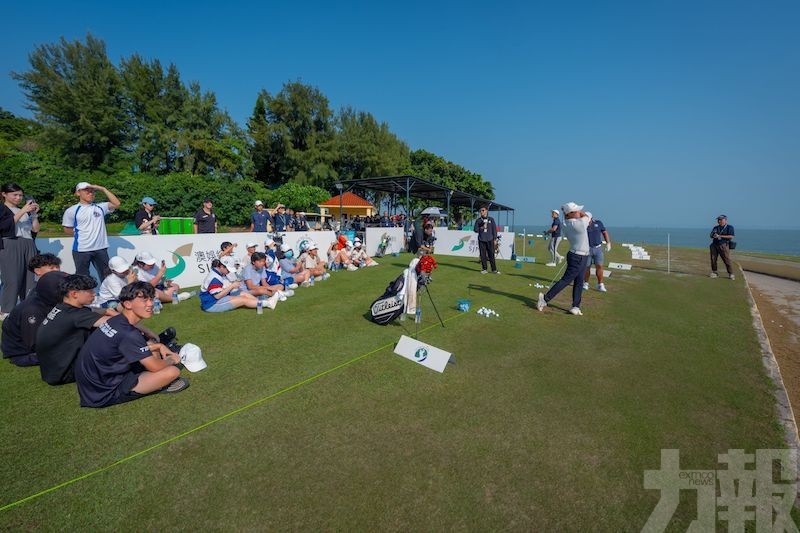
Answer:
164;243;193;279
451;236;471;251
414;347;428;362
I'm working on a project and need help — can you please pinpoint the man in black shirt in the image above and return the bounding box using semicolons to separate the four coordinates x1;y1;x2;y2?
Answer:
1;271;67;367
473;206;499;274
134;196;160;235
75;281;188;408
709;214;736;279
193;198;217;234
410;223;436;255
37;274;114;385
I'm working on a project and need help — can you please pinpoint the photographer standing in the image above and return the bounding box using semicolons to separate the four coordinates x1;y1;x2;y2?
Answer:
135;196;160;235
1;183;41;318
473;205;499;274
709;214;735;279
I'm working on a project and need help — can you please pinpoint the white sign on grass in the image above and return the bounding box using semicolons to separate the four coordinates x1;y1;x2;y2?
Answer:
608;262;632;270
394;335;452;373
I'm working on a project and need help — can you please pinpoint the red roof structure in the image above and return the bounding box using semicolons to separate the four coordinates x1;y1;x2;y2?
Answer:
319;191;373;208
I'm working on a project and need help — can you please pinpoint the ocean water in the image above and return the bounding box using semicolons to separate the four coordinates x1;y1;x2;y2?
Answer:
511;226;800;257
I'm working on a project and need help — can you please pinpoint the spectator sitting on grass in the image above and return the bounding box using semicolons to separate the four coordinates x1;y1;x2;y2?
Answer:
350;238;378;267
134;251;191;303
299;242;330;281
239;242;259;271
75;282;189;408
95;256;137;309
218;241;242;282
278;244;312;286
241;252;291;303
37;274;115;385
1;271;68;367
28;253;62;282
328;235;358;271
199;259;261;312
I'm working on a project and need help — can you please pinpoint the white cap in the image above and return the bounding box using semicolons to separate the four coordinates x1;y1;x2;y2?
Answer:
264;238;275;247
108;256;130;274
280;243;291;253
551;209;560;215
246;242;258;248
254;200;263;206
135;251;157;265
345;240;353;248
179;343;207;372
75;182;92;192
307;242;318;251
561;202;584;214
354;241;362;248
584;211;593;220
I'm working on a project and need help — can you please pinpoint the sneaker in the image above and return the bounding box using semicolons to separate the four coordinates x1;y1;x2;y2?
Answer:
493;271;501;275
582;282;589;291
536;293;547;312
545;262;557;267
282;289;295;297
729;274;735;280
481;270;488;274
709;272;718;278
158;377;190;394
557;255;565;263
347;264;358;272
264;294;280;309
177;291;192;301
322;273;331;281
300;280;311;288
569;307;583;316
277;292;288;302
597;283;607;292
288;283;299;290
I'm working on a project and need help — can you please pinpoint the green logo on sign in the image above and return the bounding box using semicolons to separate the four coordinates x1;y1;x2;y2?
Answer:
451;236;471;251
414;347;428;362
164;243;193;279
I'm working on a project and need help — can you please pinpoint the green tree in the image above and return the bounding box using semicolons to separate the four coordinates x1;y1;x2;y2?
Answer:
410;149;494;200
267;182;331;212
334;107;410;181
12;34;128;170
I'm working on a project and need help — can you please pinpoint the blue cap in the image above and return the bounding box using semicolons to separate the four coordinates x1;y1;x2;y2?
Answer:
142;197;156;205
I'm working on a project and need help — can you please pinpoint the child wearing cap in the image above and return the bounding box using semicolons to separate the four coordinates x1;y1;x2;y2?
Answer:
349;239;378;268
299;243;330;280
277;244;312;286
134;251;191;303
328;235;358;271
241;252;292;300
95;256;137;308
199;259;261;312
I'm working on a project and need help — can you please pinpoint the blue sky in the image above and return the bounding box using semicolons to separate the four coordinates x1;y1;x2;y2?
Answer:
2;1;799;228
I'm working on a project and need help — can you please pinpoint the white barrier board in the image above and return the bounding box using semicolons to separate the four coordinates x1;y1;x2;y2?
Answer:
36;231;337;288
364;227;405;256
608;262;632;270
394;335;452;373
432;229;515;259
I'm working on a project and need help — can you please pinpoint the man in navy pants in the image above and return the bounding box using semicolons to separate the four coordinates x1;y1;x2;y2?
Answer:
537;202;590;316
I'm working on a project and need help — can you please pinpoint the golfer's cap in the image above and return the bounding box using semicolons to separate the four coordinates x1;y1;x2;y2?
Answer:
280;243;291;253
275;203;285;209
307;242;318;251
584;211;593;220
551;209;560;215
75;181;92;192
108;256;130;274
246;242;258;249
345;240;353;248
220;256;238;270
180;343;207;373
354;241;362;247
135;251;157;265
142;196;156;205
354;237;361;243
254;200;263;206
717;214;727;220
561;202;583;214
264;238;275;247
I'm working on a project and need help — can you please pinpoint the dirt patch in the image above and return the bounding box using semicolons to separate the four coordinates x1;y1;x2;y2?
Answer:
747;273;800;424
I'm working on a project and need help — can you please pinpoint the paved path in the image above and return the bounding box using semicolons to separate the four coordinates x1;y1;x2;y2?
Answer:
747;272;800;329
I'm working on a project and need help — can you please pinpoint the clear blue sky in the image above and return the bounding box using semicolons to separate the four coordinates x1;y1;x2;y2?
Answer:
2;0;799;228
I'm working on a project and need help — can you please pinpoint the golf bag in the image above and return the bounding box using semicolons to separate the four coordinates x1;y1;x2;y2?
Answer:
375;233;390;258
369;273;406;325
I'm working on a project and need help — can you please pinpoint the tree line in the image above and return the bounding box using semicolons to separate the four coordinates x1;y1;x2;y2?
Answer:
0;34;494;226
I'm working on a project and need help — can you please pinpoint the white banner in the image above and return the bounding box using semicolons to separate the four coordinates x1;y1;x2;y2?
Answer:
365;227;405;256
431;229;515;259
394;335;452;373
35;231;337;288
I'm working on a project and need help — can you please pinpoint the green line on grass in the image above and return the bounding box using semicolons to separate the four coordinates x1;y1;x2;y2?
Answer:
0;312;465;513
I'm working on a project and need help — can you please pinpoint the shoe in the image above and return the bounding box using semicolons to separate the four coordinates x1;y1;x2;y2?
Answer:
709;272;718;278
481;270;488;274
493;271;501;275
557;255;565;263
282;289;295;297
177;292;192;301
545;263;556;267
300;280;311;288
582;282;589;291
288;283;299;290
322;273;331;281
729;274;735;280
276;292;288;302
264;294;279;309
569;307;583;316
159;377;190;394
597;283;607;292
347;264;358;272
367;261;378;266
537;293;547;312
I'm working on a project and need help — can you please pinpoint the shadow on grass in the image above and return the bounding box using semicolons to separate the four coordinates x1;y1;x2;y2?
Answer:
467;283;539;309
438;259;556;283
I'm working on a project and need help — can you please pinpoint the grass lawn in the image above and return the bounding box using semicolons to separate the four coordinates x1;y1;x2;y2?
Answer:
0;245;789;529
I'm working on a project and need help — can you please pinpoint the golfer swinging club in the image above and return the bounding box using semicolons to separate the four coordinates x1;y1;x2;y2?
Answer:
536;202;591;316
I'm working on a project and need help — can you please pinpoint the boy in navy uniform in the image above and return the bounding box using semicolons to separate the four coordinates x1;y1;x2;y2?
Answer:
249;200;271;232
75;281;188;408
583;213;612;292
544;209;563;266
709;214;735;279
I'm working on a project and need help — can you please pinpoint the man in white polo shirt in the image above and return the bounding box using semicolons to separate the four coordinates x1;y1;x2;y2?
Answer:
62;182;121;281
537;202;591;316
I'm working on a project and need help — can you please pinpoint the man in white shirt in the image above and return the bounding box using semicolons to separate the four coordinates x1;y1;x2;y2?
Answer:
62;182;121;281
537;202;591;316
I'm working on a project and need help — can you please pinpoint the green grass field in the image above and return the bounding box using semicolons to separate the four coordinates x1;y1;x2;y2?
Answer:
0;245;789;529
